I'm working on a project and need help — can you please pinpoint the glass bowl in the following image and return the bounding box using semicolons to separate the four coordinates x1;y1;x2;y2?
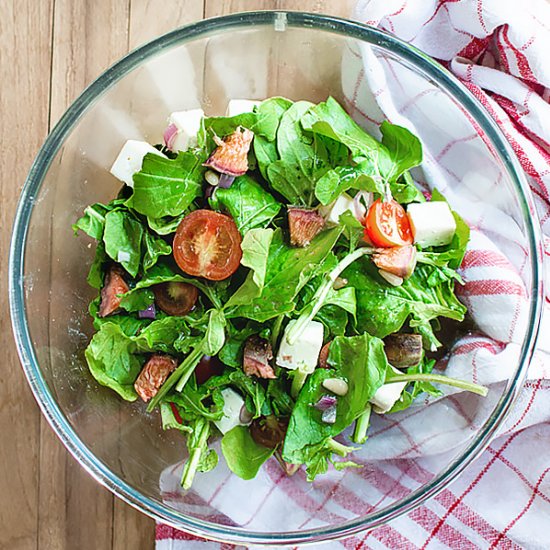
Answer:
9;11;543;546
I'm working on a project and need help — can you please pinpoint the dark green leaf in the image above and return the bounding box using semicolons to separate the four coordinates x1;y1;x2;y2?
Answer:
103;209;143;277
127;151;204;218
210;176;281;235
221;426;275;480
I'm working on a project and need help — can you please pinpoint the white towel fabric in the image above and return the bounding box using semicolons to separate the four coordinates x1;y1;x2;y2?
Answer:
157;1;550;547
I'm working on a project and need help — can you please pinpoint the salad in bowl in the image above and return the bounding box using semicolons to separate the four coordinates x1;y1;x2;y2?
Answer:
74;96;487;489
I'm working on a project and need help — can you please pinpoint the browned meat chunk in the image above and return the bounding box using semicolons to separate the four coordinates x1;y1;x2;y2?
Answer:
288;207;325;247
99;265;129;317
134;354;178;402
243;335;275;379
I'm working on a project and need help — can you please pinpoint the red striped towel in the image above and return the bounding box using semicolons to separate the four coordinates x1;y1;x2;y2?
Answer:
157;1;550;547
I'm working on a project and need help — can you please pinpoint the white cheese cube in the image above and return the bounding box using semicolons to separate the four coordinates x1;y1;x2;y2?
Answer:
319;193;356;225
370;366;408;414
407;202;456;248
214;388;250;435
276;320;324;374
168;108;204;152
110;140;165;187
226;99;260;117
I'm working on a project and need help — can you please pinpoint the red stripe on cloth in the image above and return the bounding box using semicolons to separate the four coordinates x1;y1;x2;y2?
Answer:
486;447;550;505
457;279;527;297
411;505;476;549
490;467;550;548
501;25;537;83
435;489;521;548
461;249;516;269
476;0;489;33
458;36;491;60
403;462;519;548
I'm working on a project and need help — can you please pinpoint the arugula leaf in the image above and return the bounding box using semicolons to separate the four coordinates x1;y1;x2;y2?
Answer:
266;100;319;205
147;213;186;235
389;358;442;413
314;167;377;206
87;242;108;289
225;228;273;307
300;439;360;482
217;321;258;367
204;112;257;138
283;333;387;464
134;316;191;354
73;201;123;240
181;417;218;489
344;257;466;340
127;151;204;219
142;230;172;272
391;171;425;203
160;402;193;433
430;189;470;269
209;176;281;235
85;322;144;401
230;227;342;322
254;97;294;140
378;121;423;181
102;210;143;277
221;426;275;480
204;309;226;356
301;96;380;158
89;297;149;336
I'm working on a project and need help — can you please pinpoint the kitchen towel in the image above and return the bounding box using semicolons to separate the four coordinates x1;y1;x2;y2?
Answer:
157;0;550;547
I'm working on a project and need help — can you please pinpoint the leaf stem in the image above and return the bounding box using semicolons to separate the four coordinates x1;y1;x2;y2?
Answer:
181;421;210;489
385;373;488;397
286;246;373;345
327;438;357;457
175;346;205;392
290;369;309;398
146;345;203;412
352;404;372;444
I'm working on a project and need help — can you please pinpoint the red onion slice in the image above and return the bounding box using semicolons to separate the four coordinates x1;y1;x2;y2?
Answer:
138;303;156;319
353;191;372;222
163;123;178;150
314;394;337;411
321;404;337;424
218;173;235;188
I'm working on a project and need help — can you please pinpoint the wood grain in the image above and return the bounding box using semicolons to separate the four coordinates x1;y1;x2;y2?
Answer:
0;1;353;548
0;1;53;549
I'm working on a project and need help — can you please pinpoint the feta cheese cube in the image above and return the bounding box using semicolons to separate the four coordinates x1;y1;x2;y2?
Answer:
276;320;324;374
110;140;165;188
407;201;457;248
214;388;250;435
370;366;408;414
168;108;204;152
319;193;356;225
226;99;260;117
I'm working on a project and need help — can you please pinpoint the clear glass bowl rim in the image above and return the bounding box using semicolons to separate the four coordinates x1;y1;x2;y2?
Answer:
8;11;543;546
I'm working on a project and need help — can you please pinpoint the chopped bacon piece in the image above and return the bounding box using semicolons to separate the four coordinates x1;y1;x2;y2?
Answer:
288;207;325;247
243;335;276;379
203;127;253;176
99;265;129;317
134;354;178;402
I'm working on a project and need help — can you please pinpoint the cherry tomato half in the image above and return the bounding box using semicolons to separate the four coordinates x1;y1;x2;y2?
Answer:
153;282;198;316
173;209;242;281
365;199;413;247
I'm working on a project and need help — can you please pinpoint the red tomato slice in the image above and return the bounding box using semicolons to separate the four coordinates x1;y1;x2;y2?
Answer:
173;210;242;281
365;198;413;247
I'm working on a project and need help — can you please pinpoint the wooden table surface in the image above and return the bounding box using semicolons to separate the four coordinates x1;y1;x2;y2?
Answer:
0;1;354;548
